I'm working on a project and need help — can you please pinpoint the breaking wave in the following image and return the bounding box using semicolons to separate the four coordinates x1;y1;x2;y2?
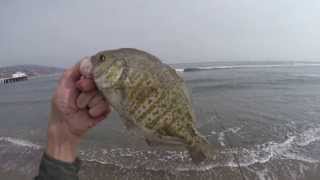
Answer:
175;63;320;72
1;125;320;172
76;125;320;171
226;126;320;167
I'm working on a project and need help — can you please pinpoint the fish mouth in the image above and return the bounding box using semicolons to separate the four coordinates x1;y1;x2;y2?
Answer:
79;56;94;78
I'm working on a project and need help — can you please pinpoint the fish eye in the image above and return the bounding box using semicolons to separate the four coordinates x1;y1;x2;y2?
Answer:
99;54;106;62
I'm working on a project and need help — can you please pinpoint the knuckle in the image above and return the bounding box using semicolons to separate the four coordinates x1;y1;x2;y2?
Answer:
58;69;70;83
63;69;71;76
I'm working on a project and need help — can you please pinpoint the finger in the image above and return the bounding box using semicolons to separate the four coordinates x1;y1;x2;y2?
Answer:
76;78;96;92
61;63;81;85
91;112;108;127
54;64;81;109
94;113;108;122
89;101;110;118
88;94;105;108
58;63;81;93
87;112;108;129
76;91;97;109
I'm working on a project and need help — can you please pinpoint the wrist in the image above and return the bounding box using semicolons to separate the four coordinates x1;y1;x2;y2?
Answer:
46;139;77;163
46;123;79;163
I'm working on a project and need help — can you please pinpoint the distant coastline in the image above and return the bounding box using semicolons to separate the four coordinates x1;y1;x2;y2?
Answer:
0;65;64;79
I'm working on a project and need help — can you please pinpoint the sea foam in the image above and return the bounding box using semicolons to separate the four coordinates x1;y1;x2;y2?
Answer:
0;136;41;149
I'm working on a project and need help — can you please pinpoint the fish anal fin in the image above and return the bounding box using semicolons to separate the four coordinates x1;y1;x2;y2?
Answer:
188;135;218;164
144;132;184;147
145;138;158;147
119;113;139;132
122;117;136;130
188;145;207;164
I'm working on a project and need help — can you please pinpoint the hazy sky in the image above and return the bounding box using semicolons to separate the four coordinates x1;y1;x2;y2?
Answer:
1;0;320;67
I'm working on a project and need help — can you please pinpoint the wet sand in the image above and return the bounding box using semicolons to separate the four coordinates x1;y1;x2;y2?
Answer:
0;170;34;180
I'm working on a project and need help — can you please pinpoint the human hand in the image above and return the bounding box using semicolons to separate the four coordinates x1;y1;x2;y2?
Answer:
47;62;111;162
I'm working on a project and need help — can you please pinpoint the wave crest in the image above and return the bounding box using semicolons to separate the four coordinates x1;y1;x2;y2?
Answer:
175;63;320;72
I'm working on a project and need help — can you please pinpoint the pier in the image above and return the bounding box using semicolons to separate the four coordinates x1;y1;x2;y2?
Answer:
0;72;28;84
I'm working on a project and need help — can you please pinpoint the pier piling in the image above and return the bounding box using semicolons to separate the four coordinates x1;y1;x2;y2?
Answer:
0;76;28;84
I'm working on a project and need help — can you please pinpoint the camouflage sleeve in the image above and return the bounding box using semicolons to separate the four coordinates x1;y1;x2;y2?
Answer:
34;152;81;180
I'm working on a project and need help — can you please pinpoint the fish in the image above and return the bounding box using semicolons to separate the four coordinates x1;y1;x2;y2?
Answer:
80;48;216;163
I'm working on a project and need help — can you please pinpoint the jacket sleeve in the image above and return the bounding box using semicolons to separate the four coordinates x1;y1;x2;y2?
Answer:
34;152;81;180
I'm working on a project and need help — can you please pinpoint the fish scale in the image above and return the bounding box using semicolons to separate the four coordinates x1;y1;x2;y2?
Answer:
137;93;164;125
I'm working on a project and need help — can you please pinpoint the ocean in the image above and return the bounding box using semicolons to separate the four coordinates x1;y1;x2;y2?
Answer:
1;61;320;180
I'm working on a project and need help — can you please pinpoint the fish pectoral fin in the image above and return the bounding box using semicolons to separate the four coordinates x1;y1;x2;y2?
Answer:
119;115;139;131
123;118;136;130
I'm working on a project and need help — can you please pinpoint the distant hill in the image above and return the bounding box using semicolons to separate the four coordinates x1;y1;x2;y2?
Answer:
0;65;64;78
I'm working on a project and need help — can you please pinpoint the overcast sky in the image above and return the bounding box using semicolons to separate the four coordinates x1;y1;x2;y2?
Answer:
1;0;320;67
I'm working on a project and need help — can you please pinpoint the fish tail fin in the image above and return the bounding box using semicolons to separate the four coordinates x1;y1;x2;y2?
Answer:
187;135;217;164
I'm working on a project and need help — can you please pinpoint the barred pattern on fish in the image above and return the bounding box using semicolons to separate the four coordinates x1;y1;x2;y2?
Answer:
80;48;217;163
